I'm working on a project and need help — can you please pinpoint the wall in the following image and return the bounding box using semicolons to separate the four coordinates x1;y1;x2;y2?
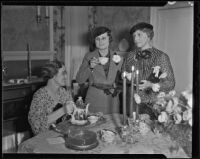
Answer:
2;6;58;80
151;2;193;93
95;6;150;51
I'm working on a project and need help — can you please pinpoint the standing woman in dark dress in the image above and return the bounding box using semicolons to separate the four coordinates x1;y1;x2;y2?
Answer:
28;61;75;135
124;22;175;118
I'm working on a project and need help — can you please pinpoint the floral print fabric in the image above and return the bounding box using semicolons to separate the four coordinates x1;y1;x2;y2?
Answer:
28;86;73;135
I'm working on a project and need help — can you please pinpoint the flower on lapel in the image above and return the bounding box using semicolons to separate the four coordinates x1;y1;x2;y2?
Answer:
148;66;167;84
134;93;141;104
152;66;161;77
152;83;160;92
112;53;121;64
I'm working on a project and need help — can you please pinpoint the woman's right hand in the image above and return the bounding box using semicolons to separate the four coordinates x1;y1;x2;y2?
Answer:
64;101;75;115
89;57;99;69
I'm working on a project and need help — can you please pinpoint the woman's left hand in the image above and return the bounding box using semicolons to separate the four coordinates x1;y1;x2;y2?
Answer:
139;80;153;90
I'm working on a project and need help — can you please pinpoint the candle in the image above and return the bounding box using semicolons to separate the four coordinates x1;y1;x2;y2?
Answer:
136;70;139;119
123;72;127;125
45;6;49;17
129;66;135;118
37;6;41;16
27;43;31;79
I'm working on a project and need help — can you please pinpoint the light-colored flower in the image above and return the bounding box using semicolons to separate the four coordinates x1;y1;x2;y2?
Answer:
157;92;166;98
125;72;131;81
168;90;176;97
172;97;179;107
182;109;192;121
187;94;193;108
159;72;167;79
158;111;169;123
166;100;174;114
173;106;182;114
152;83;160;92
112;54;121;63
134;93;141;104
189;118;192;126
152;66;161;77
173;113;182;124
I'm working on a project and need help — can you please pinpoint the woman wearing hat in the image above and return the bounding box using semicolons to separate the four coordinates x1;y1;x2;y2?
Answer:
124;22;175;119
76;26;123;114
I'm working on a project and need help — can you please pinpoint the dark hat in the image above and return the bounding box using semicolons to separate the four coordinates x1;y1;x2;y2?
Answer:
92;26;111;39
130;22;153;35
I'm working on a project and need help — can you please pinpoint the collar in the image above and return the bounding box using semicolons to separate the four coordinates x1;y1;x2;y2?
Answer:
135;48;152;60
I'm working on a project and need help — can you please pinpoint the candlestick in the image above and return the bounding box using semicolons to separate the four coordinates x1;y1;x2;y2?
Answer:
129;66;135;118
45;6;49;17
27;43;31;79
123;72;127;125
136;70;139;120
37;6;41;16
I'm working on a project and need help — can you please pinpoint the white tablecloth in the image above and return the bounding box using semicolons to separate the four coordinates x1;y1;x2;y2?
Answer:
18;113;189;158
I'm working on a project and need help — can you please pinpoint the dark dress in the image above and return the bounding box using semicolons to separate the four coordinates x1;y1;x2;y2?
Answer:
124;47;175;118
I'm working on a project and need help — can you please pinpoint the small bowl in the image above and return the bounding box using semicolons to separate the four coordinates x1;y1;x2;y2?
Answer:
99;57;109;65
99;129;117;143
87;115;99;124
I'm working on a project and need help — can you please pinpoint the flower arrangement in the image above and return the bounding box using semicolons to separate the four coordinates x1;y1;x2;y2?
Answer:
152;89;193;157
153;90;192;127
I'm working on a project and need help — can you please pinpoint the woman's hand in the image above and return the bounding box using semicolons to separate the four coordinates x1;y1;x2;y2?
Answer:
139;80;153;90
64;101;75;115
89;57;99;69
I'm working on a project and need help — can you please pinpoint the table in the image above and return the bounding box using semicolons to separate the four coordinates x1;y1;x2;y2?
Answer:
18;114;188;158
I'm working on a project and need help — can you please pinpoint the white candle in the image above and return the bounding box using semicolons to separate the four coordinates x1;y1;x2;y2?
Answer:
27;43;31;79
136;70;139;119
37;6;41;16
123;72;127;125
45;6;49;17
129;66;135;118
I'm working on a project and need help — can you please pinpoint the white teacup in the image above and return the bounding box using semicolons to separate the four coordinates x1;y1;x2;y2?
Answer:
88;115;99;124
99;57;109;65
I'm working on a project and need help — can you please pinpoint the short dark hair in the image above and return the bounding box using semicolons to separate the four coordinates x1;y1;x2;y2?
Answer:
41;60;64;81
130;22;154;40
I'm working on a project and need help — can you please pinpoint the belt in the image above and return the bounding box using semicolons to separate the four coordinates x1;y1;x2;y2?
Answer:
91;83;114;90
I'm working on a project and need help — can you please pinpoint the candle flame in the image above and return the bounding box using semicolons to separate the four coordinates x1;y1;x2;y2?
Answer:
131;66;135;71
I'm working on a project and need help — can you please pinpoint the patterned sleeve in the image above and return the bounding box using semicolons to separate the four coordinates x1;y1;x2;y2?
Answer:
76;53;92;84
28;89;49;135
158;53;175;92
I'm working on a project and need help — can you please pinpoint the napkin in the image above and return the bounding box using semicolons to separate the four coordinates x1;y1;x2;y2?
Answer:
46;137;65;145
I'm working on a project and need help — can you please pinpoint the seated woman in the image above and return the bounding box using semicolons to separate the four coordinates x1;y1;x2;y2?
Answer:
28;60;74;135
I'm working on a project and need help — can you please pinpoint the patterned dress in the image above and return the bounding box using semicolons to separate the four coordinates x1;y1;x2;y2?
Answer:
124;47;175;105
28;86;73;135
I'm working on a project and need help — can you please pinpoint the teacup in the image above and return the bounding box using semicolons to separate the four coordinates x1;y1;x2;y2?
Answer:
99;57;109;65
100;129;116;143
87;115;99;124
